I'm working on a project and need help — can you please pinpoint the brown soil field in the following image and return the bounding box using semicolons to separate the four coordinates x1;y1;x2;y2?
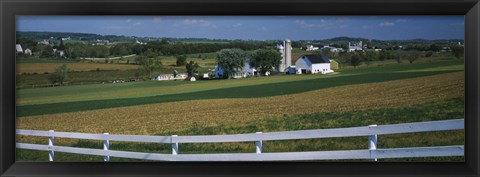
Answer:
16;71;464;136
17;63;138;74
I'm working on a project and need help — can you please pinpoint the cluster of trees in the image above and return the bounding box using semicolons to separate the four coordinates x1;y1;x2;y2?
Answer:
215;48;281;79
333;49;438;68
144;40;269;56
48;64;68;84
17;36;275;59
135;49;162;78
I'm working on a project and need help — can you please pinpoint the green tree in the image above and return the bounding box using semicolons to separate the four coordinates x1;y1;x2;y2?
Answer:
425;51;433;57
185;61;199;77
393;50;402;64
176;55;187;66
40;45;54;58
451;46;464;59
405;50;421;63
250;49;282;75
216;48;246;79
337;52;351;69
350;54;361;68
48;64;68;84
110;44;129;56
136;49;162;78
58;40;66;50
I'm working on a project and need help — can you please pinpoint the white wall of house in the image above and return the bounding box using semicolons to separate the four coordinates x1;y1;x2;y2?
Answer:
215;62;256;79
311;63;331;74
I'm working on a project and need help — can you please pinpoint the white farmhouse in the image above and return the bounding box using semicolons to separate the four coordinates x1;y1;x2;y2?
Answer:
348;41;363;52
295;54;334;74
215;62;256;79
24;48;32;55
306;45;319;51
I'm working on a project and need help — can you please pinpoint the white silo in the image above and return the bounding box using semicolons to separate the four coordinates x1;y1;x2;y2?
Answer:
278;39;292;72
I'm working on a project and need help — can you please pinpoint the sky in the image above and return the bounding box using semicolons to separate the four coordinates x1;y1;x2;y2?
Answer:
16;16;464;40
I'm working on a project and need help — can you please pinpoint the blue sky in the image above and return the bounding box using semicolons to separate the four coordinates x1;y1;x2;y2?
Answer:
16;16;464;40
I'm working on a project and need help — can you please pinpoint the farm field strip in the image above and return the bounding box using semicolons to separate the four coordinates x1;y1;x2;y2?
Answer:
16;68;462;117
16;63;138;74
17;71;464;135
16;59;463;106
16;73;331;106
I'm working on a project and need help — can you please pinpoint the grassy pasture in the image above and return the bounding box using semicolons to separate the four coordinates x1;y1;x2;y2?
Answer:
16;63;138;74
17;71;464;134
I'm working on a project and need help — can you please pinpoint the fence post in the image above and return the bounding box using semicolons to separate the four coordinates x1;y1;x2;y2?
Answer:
48;130;54;161
103;133;110;161
172;135;178;155
368;125;378;162
256;132;262;154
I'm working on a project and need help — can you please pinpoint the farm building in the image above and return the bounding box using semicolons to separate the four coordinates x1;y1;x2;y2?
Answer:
215;62;257;79
295;54;334;74
153;74;187;81
305;45;319;51
321;45;344;52
348;41;363;52
24;48;32;55
16;44;23;54
186;76;196;81
277;39;292;72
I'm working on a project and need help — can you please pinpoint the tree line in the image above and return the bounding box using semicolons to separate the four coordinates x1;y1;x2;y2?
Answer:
16;37;274;59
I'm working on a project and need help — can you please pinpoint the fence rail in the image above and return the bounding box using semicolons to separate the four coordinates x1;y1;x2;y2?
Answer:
16;119;464;161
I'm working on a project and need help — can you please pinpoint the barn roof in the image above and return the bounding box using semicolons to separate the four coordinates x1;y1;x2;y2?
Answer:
301;54;330;64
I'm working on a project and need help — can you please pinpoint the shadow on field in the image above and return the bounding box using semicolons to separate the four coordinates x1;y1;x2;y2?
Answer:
17;69;462;117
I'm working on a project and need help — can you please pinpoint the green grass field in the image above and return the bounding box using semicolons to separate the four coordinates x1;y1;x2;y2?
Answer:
15;56;465;162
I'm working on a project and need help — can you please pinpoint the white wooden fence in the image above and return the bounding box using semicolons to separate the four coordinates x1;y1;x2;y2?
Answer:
16;119;464;161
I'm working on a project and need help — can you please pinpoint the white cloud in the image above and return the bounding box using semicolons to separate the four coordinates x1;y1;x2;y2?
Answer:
183;19;216;28
294;19;344;29
126;19;132;23
379;22;395;27
260;26;268;32
232;23;243;27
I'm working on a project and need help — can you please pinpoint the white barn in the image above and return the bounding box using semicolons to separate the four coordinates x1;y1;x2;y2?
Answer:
295;54;334;74
16;44;23;54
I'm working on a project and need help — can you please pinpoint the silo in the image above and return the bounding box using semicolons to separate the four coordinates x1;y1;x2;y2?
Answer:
285;39;292;68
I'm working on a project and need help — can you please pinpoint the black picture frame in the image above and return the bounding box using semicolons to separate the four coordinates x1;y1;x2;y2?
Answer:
1;0;479;176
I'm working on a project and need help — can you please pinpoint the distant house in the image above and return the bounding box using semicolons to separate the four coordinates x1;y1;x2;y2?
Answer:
215;62;256;79
24;48;32;56
306;45;319;51
295;54;334;74
16;44;23;54
321;45;344;53
348;41;363;52
38;40;49;45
